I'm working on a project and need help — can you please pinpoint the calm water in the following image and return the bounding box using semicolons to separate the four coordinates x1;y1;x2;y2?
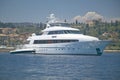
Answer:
0;52;120;80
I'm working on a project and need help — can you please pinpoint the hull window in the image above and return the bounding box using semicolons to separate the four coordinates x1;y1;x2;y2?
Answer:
33;39;78;44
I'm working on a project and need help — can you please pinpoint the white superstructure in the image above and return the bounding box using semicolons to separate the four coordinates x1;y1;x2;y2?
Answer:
10;14;110;55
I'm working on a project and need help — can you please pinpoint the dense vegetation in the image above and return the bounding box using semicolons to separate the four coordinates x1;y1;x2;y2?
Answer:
0;20;120;50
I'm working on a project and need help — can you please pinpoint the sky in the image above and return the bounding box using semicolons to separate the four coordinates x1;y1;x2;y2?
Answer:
0;0;120;23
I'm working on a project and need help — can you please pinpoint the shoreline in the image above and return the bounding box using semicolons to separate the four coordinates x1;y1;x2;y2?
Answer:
0;48;120;53
104;50;120;53
0;48;14;52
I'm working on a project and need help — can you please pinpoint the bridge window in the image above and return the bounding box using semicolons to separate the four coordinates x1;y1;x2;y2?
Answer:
48;30;81;35
48;30;64;35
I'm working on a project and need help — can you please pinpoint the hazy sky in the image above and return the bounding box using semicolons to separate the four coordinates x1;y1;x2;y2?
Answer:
0;0;120;22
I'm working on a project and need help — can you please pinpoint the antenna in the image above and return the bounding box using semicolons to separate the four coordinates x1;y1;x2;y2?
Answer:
47;14;57;23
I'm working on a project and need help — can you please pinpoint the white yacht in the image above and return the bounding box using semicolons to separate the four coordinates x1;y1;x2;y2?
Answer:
10;14;111;55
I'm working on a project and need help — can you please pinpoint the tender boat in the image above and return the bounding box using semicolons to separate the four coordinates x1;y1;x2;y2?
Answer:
10;14;111;55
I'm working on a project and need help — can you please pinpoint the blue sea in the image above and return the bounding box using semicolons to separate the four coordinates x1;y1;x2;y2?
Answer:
0;52;120;80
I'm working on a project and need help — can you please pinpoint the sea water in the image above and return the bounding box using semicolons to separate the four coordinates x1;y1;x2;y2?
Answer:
0;52;120;80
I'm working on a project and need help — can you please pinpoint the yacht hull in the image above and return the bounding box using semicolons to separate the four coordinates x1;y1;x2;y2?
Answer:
11;40;110;55
35;40;110;55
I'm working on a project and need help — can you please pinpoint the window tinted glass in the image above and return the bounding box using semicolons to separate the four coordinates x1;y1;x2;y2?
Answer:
48;30;81;35
34;39;79;44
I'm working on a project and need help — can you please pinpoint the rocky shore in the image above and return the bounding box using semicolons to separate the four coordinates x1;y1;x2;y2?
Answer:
104;50;120;53
0;48;14;52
